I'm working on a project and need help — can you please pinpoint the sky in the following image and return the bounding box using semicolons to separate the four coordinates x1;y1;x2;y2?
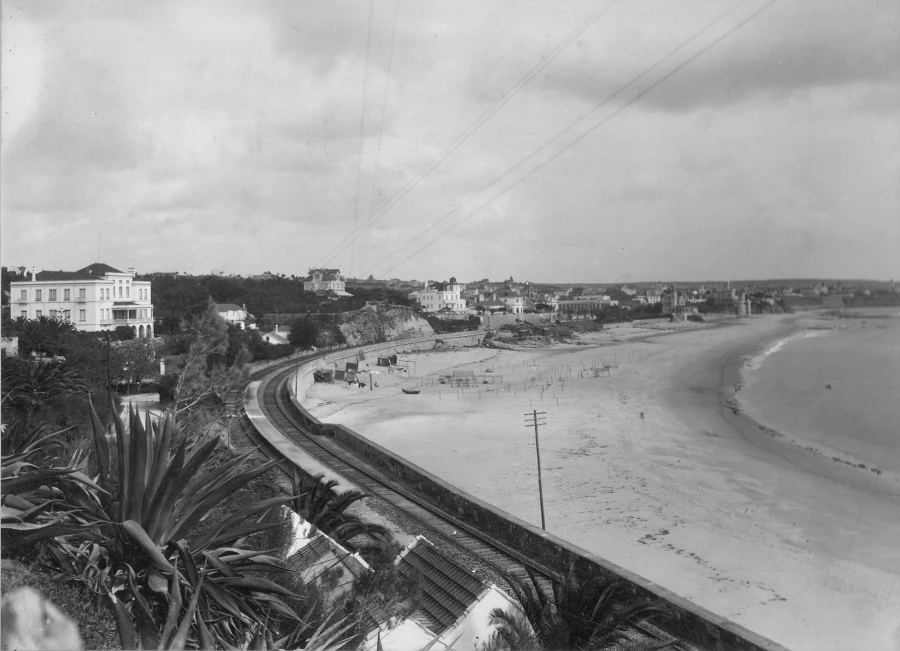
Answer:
2;0;898;284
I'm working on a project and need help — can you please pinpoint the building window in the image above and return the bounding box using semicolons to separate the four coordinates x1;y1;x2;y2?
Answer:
36;310;42;317
19;290;26;300
36;290;42;301
64;310;71;321
21;311;27;318
79;288;86;299
49;289;57;301
119;286;123;298
79;310;86;322
64;289;70;300
126;286;130;298
105;288;110;299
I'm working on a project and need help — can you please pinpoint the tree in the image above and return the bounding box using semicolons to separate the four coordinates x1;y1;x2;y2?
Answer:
289;471;389;549
115;324;136;340
111;338;162;388
4;315;77;357
1;357;86;418
289;316;319;349
487;567;673;651
173;300;249;424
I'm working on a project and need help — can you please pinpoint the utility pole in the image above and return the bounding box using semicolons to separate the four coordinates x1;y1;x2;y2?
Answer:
106;331;112;408
524;409;547;530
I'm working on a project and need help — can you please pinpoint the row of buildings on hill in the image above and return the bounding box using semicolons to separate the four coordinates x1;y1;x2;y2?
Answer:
6;264;356;336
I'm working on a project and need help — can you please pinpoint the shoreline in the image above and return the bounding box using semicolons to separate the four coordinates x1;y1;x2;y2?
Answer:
305;315;900;650
722;318;900;499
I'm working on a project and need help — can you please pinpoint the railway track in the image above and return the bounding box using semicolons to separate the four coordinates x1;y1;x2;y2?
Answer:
243;352;691;650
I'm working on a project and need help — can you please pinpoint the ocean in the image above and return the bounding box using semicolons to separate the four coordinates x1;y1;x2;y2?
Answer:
740;310;900;478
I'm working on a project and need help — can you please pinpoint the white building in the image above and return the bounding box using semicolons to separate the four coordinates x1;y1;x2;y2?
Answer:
557;294;618;313
215;303;248;329
10;263;154;337
620;285;637;296
645;290;662;305
303;268;351;296
496;289;524;314
411;278;466;312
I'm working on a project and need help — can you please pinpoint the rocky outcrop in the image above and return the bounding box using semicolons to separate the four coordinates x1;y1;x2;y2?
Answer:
326;304;434;346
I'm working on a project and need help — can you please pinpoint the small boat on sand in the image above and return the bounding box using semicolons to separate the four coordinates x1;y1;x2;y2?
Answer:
402;388;421;395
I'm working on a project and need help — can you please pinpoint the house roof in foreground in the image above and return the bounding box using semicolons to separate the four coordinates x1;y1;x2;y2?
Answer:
396;536;486;635
215;303;244;312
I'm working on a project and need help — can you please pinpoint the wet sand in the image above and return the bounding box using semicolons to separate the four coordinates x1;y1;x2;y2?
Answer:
305;316;900;651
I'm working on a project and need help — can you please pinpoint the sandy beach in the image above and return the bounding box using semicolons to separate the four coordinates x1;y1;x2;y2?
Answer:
305;316;900;651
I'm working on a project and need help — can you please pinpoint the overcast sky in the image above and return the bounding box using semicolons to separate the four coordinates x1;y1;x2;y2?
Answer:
2;0;898;283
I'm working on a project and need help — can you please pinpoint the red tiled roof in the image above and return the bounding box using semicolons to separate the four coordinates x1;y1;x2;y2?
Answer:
34;263;124;281
397;537;485;635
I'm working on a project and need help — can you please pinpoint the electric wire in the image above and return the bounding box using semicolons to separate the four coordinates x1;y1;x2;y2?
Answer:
370;0;780;278
315;1;618;270
362;0;402;274
349;0;376;277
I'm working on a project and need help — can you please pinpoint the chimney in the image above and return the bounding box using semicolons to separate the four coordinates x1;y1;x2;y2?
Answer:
31;266;36;282
128;267;135;275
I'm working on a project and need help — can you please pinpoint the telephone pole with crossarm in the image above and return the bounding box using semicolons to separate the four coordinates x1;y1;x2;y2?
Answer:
525;409;547;530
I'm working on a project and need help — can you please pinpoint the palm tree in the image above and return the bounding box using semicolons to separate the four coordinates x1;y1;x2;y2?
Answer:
486;566;675;651
1;357;86;415
290;470;390;548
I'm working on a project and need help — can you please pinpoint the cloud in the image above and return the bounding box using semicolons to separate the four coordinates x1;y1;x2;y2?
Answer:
1;0;897;281
531;0;900;113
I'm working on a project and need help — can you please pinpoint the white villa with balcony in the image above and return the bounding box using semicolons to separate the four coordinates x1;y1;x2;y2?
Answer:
410;278;466;312
10;263;154;337
303;268;352;296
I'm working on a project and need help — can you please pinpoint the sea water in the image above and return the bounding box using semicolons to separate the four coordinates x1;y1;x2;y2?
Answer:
741;311;900;477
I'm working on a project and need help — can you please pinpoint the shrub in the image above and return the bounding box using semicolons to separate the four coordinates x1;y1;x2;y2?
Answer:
114;325;136;341
1;402;300;649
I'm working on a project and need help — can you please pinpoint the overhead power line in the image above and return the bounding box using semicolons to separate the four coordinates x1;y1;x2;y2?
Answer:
349;0;376;277
316;1;618;270
362;0;402;273
370;0;781;279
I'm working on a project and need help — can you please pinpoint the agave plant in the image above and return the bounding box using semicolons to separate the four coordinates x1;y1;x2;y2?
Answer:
3;398;304;649
1;428;101;551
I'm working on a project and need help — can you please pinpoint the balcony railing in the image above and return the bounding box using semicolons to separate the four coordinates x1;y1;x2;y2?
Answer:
101;318;150;325
14;298;27;303
75;297;87;303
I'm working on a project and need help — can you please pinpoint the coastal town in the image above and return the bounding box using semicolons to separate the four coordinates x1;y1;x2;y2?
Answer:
2;262;899;651
2;0;897;649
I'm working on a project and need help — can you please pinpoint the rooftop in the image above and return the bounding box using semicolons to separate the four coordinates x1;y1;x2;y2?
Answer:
396;536;486;635
31;263;125;282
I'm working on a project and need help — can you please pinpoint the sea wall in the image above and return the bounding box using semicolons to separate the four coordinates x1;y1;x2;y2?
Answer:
481;313;553;329
282;349;786;651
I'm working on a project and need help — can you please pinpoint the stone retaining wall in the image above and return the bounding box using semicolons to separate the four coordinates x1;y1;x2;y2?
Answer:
274;331;787;651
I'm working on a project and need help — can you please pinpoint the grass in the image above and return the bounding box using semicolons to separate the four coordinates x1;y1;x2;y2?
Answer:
1;558;121;650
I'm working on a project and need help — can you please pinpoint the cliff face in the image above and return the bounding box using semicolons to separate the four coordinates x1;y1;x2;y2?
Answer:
321;304;434;346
